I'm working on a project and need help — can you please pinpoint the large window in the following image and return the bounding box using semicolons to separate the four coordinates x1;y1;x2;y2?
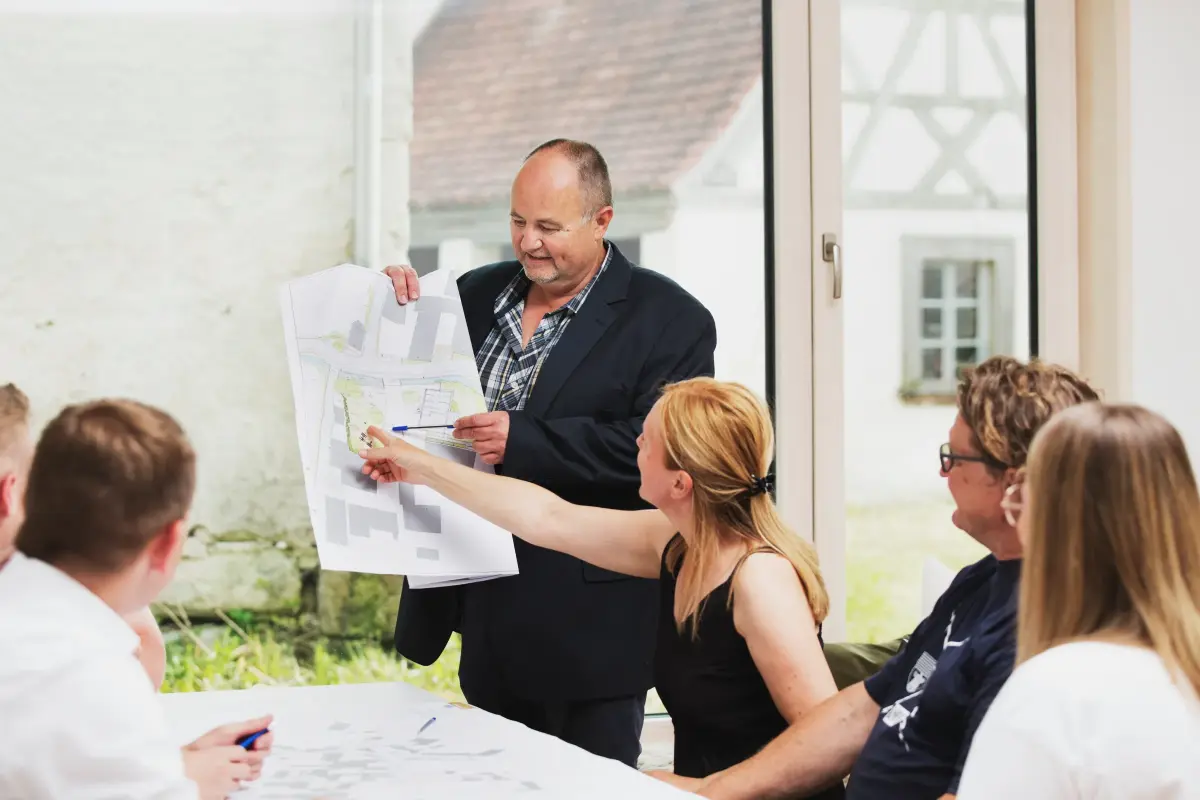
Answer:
838;0;1034;643
408;0;767;725
0;1;767;743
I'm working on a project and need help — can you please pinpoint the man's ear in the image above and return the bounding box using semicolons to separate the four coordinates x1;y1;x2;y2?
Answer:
591;206;614;239
146;519;186;574
0;473;17;519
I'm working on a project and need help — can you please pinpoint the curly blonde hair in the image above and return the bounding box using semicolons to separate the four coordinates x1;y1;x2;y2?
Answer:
956;356;1100;470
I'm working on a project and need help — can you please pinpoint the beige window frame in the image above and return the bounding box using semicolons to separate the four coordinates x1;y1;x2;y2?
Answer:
774;1;1088;639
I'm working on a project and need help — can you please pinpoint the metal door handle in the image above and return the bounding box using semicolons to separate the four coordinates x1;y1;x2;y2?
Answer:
822;233;842;299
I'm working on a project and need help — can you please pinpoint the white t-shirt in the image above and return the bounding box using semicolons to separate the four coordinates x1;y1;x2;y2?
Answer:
0;552;198;799
957;640;1200;799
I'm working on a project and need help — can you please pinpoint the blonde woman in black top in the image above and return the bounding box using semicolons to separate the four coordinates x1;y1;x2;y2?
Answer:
359;377;843;797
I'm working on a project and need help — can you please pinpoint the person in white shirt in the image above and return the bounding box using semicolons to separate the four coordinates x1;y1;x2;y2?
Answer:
957;402;1200;799
0;394;276;800
0;384;166;687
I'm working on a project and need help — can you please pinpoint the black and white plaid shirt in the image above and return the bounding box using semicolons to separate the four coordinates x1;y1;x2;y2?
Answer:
477;244;613;413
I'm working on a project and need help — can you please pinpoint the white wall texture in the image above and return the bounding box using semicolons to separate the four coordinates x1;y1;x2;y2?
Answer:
1129;0;1200;458
0;6;411;538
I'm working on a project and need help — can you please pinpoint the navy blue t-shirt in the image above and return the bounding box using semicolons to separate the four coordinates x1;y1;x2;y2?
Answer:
846;555;1021;800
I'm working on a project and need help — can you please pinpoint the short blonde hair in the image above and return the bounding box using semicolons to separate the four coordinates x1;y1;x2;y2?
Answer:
1020;403;1200;695
657;378;828;636
0;383;30;461
17;399;195;572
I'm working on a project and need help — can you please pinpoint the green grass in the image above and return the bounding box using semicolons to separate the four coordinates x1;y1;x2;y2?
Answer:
162;500;985;695
162;622;671;713
163;626;464;701
844;499;987;643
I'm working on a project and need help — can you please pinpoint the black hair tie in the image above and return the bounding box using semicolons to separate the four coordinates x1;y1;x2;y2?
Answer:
746;473;775;497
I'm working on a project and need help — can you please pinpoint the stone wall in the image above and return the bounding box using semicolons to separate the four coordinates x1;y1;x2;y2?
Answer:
0;2;412;638
159;525;405;642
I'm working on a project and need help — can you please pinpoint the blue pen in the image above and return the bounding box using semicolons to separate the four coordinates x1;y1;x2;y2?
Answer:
392;424;454;432
416;716;437;736
235;728;270;749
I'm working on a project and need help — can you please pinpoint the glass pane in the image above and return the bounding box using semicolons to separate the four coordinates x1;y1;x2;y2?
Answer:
955;262;978;298
956;307;977;339
921;348;943;379
922;265;943;299
1;0;767;734
955;346;978;367
411;1;766;722
842;0;1032;644
922;308;943;338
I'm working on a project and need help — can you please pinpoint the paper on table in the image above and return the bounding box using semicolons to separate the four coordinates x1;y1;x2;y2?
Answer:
162;682;692;799
279;264;518;583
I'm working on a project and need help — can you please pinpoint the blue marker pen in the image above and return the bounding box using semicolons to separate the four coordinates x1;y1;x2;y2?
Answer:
235;728;270;749
392;424;454;433
416;716;436;736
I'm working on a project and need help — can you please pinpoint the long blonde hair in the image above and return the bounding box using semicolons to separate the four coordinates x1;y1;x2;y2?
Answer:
657;377;829;636
1019;402;1200;695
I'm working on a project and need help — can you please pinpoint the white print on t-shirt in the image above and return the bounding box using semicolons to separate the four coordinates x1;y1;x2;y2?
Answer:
879;616;971;752
943;612;968;650
906;652;939;693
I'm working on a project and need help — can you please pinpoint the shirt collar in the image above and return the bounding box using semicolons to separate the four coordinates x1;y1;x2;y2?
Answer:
494;241;613;318
0;551;140;657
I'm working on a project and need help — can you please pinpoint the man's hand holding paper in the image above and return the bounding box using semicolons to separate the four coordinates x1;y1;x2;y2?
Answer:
453;411;510;465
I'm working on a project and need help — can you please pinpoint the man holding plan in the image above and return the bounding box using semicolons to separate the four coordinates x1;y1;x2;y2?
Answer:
384;139;716;767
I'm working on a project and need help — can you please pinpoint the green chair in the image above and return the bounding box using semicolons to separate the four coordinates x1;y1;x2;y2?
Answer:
824;638;907;690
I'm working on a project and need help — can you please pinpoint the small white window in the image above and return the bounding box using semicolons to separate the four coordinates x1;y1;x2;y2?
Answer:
902;237;1016;399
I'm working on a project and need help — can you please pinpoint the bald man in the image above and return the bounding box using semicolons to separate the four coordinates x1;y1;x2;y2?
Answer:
384;139;717;766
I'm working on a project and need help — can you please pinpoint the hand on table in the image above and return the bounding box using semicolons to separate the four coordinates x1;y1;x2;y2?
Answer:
453;412;510;465
184;714;274;798
183;746;257;800
383;264;420;304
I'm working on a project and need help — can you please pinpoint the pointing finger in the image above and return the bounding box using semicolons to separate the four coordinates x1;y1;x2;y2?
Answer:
365;426;394;447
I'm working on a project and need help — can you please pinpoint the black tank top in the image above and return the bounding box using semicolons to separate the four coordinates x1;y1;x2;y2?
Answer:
653;535;846;799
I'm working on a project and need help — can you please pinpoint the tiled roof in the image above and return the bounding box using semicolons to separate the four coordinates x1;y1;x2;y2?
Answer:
411;0;762;210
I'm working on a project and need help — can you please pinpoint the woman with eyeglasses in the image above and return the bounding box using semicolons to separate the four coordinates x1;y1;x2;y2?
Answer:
957;403;1200;798
359;377;844;797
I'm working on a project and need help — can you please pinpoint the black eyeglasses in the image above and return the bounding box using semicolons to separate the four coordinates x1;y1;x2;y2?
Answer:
939;442;1008;473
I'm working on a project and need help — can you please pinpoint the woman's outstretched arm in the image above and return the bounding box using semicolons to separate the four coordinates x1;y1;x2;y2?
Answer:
359;426;675;578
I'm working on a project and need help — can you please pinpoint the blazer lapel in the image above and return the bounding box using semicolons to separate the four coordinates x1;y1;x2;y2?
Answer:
457;265;517;353
522;247;632;418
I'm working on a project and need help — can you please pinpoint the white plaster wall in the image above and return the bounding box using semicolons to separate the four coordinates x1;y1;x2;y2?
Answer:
842;209;1030;504
1128;0;1200;458
437;238;503;276
0;7;411;535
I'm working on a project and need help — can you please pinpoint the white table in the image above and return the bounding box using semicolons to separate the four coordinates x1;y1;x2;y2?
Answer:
162;682;688;799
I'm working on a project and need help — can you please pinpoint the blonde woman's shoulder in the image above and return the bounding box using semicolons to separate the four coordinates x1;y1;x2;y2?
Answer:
1015;640;1186;691
732;550;802;596
731;551;817;625
990;641;1200;796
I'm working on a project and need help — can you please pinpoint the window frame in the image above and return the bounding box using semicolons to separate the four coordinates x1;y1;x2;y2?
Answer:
783;0;1080;642
901;236;1017;399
